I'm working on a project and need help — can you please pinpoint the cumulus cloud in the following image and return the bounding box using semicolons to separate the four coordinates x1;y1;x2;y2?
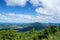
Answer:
29;0;60;23
30;0;42;6
0;13;34;23
7;13;33;19
4;0;60;23
5;0;28;6
30;0;60;16
0;13;60;23
0;14;7;20
35;7;55;16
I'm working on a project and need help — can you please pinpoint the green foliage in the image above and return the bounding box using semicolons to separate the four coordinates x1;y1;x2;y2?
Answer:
0;28;20;40
0;26;60;40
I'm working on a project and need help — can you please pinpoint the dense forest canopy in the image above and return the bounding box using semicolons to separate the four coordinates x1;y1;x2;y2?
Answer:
0;25;60;40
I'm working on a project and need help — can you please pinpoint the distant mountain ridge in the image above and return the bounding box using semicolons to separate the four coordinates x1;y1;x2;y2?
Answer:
0;22;60;32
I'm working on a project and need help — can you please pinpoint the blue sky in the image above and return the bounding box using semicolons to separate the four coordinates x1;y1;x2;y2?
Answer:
0;0;60;23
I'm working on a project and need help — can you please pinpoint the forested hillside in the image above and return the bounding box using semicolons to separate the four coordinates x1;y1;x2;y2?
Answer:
0;25;60;40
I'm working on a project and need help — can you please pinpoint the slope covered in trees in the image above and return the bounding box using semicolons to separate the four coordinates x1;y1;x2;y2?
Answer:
0;26;60;40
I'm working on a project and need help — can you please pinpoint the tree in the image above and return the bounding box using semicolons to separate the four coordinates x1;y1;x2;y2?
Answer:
0;28;20;40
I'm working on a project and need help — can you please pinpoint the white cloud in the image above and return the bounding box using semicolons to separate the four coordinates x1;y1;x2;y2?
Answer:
0;13;60;23
29;0;60;23
0;14;7;20
5;0;28;6
0;13;34;23
30;0;60;15
30;0;42;6
4;0;60;23
35;7;55;16
8;13;33;19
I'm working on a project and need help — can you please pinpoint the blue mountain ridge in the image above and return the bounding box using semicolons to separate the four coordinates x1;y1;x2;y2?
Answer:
0;22;60;32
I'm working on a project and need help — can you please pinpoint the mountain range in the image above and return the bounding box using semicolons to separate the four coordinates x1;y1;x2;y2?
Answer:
0;22;60;32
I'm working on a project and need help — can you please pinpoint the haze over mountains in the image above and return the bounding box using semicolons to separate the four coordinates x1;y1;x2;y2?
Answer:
0;22;60;32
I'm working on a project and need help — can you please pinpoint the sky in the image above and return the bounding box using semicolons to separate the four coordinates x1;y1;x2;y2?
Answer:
0;0;60;23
